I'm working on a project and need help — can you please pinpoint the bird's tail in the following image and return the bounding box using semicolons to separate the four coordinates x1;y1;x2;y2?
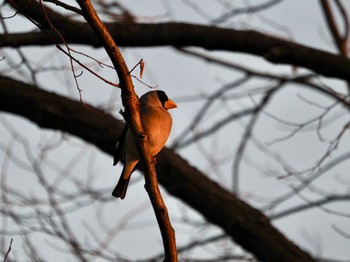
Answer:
112;174;130;199
112;160;139;199
112;176;130;199
112;165;131;199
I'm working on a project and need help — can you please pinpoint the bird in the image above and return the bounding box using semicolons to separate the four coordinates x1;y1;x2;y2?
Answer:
112;90;177;199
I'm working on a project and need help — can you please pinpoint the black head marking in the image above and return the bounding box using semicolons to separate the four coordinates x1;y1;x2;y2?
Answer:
156;90;169;108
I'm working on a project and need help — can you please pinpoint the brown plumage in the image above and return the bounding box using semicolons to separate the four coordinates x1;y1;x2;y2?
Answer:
112;90;177;199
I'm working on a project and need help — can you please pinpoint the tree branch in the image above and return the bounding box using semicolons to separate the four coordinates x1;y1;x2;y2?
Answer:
0;76;315;261
3;238;13;262
320;0;349;56
75;1;177;260
3;0;350;81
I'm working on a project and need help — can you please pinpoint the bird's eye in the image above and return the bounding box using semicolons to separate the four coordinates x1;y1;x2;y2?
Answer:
156;90;169;104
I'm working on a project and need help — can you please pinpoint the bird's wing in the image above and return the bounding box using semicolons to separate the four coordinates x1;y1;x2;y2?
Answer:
113;124;128;166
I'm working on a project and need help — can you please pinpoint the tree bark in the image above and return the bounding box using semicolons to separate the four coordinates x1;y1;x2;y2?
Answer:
76;0;178;260
3;0;350;81
0;75;315;261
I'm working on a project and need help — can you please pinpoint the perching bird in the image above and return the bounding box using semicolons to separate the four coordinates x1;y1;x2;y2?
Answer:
112;90;177;199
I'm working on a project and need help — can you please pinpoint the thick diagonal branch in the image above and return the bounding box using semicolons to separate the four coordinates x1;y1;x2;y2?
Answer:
75;1;177;261
0;76;315;262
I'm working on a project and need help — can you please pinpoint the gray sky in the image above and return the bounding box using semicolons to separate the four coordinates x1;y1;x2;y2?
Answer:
1;0;350;261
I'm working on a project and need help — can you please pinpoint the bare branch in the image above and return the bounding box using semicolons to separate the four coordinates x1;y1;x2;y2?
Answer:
0;76;315;261
42;0;82;15
320;0;349;55
233;83;282;194
3;238;13;262
2;0;350;81
212;0;284;24
75;1;178;260
271;194;350;220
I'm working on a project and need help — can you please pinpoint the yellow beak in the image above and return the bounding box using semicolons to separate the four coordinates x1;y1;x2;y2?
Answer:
164;99;177;110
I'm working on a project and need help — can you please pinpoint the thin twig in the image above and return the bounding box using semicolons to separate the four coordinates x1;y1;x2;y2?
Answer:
3;238;13;262
232;83;282;194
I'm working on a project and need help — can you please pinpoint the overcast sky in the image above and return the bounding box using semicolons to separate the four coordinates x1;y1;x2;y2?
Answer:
1;0;350;261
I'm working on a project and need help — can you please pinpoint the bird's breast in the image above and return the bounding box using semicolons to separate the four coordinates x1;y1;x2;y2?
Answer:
143;110;172;156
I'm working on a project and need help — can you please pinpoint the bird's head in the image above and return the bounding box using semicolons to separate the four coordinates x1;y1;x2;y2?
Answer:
140;90;177;110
